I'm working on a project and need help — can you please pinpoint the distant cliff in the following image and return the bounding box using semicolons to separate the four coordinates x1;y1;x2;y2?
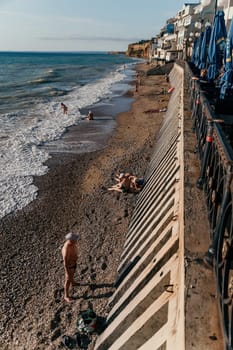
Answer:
126;41;151;58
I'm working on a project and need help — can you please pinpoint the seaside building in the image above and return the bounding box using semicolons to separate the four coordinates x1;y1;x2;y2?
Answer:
183;1;216;59
175;3;200;60
130;0;233;63
219;0;233;27
148;36;160;63
158;19;178;62
161;1;217;61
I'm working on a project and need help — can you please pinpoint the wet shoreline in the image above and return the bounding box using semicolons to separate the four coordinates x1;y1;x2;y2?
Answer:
38;78;134;162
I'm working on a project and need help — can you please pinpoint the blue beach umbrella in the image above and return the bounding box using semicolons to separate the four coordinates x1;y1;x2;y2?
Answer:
220;16;233;99
207;11;227;81
199;25;212;70
194;32;204;68
191;38;199;65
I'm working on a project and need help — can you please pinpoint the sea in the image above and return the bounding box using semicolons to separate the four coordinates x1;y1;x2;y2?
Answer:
0;51;140;219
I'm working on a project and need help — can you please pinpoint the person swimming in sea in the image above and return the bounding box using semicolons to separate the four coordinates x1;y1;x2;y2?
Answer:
61;102;68;114
86;110;94;120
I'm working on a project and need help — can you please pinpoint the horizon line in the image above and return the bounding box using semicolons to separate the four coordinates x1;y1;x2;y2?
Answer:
0;50;126;53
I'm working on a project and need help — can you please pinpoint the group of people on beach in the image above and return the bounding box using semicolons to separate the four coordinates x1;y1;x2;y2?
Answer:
62;171;144;302
61;102;94;121
108;172;144;193
60;78;145;303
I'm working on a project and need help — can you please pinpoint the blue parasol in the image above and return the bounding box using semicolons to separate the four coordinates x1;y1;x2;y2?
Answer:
194;32;204;68
199;25;212;70
220;16;233;99
191;38;198;65
207;11;227;81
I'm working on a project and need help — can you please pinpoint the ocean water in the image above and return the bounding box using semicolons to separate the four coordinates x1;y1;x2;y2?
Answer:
0;51;138;219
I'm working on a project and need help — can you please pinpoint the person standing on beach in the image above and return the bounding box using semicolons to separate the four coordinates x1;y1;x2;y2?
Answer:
61;232;80;303
135;73;140;93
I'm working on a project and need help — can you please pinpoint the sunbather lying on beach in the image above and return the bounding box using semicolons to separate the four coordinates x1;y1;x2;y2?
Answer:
108;173;144;193
108;173;132;193
131;176;145;191
114;172;127;182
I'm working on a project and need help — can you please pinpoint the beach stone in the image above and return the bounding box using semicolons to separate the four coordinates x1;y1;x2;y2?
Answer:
101;262;107;271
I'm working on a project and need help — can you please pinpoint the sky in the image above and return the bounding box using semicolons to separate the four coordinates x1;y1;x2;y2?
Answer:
0;0;200;52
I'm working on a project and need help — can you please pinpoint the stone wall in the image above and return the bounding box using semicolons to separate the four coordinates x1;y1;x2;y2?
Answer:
94;64;185;350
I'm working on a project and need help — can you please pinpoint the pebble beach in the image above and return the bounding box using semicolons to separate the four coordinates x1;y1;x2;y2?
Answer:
0;63;171;350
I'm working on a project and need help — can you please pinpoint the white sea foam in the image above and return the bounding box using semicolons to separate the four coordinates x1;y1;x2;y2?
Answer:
0;66;127;219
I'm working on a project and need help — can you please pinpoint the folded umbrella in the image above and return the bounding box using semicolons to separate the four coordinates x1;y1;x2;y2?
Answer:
207;10;227;81
220;15;233;99
199;25;212;70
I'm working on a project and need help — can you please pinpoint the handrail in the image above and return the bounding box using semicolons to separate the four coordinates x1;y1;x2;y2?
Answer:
187;61;233;350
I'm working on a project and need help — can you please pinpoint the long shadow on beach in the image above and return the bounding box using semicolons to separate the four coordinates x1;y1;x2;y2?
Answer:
73;282;115;300
74;291;114;300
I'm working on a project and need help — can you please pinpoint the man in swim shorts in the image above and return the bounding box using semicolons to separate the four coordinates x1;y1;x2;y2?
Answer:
61;232;80;302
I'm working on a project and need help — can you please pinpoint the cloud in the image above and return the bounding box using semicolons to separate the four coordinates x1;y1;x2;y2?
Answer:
0;9;97;25
39;35;140;42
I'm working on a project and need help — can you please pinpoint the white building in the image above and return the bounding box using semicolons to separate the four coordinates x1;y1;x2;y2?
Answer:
148;0;233;63
218;0;233;28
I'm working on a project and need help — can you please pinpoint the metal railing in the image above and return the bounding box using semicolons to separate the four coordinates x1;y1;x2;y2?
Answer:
187;62;233;350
